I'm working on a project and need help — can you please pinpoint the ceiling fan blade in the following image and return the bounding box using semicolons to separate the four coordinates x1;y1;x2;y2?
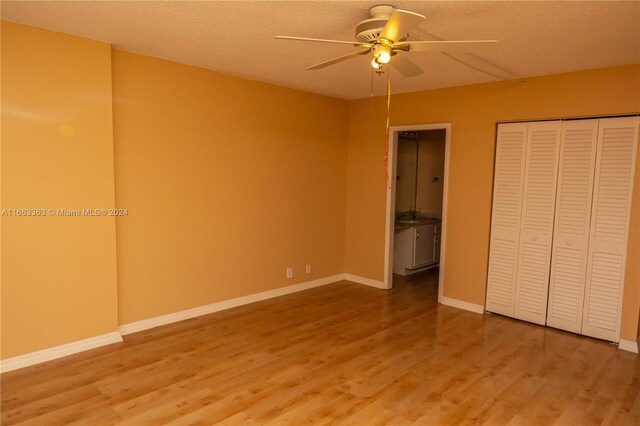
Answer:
391;54;424;78
275;36;369;48
399;40;501;53
306;50;370;70
379;9;426;43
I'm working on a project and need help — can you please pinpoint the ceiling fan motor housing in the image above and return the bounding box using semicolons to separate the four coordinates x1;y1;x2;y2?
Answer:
355;4;396;43
355;18;387;43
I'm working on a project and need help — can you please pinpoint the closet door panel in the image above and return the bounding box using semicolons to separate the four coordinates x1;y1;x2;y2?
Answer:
486;123;528;316
547;120;599;333
582;117;639;342
513;121;562;324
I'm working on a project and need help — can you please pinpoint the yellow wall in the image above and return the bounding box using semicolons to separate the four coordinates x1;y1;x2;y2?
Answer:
1;22;119;358
2;21;638;360
345;65;640;341
111;50;348;325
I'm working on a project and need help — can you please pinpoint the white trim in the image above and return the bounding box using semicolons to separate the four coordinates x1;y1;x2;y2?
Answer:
384;123;452;303
438;128;452;305
119;274;344;335
0;332;123;373
343;273;386;289
439;295;485;314
383;129;399;290
618;338;639;353
0;274;373;373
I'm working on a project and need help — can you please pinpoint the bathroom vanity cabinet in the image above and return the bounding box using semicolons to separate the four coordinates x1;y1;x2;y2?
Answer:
393;220;441;275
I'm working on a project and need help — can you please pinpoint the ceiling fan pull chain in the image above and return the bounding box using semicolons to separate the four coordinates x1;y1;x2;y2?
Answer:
384;71;391;190
368;68;375;160
370;66;375;98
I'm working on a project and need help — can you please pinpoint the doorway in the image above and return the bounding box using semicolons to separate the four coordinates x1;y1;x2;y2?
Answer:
383;124;451;306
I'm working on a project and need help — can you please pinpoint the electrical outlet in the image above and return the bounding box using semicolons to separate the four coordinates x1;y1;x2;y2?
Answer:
305;264;311;274
286;267;293;279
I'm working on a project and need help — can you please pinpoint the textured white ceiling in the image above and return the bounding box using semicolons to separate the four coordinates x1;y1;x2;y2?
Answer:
1;1;639;99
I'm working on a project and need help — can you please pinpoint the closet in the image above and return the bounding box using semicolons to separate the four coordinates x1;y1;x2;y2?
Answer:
486;116;639;342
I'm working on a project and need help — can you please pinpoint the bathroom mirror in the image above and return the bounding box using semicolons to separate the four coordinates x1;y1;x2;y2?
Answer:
395;138;418;212
395;129;446;217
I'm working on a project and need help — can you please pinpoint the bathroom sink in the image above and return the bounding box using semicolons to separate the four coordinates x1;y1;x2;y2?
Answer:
398;219;421;224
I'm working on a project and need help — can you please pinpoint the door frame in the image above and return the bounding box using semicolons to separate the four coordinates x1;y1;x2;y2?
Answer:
383;123;452;306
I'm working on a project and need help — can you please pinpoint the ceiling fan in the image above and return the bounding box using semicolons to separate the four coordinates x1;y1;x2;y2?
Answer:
275;4;500;77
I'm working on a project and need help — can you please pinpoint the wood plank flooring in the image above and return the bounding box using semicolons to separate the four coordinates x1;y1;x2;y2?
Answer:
2;270;639;425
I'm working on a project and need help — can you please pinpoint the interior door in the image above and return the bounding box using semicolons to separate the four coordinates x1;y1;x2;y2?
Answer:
486;123;528;317
514;121;562;325
582;116;639;342
546;119;599;333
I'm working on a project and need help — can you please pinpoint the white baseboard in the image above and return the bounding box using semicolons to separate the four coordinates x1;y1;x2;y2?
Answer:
343;273;386;289
0;273;397;373
119;274;344;335
0;332;123;374
439;295;485;314
618;338;639;353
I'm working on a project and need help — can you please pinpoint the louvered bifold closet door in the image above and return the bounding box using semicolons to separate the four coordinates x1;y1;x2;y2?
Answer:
546;120;599;333
582;117;639;342
513;121;562;324
486;123;528;316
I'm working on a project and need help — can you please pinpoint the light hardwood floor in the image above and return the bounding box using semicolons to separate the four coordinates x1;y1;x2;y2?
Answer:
2;270;639;425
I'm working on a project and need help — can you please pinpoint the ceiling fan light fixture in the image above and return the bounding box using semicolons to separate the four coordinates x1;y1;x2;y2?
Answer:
378;50;391;64
373;44;392;62
372;44;391;68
